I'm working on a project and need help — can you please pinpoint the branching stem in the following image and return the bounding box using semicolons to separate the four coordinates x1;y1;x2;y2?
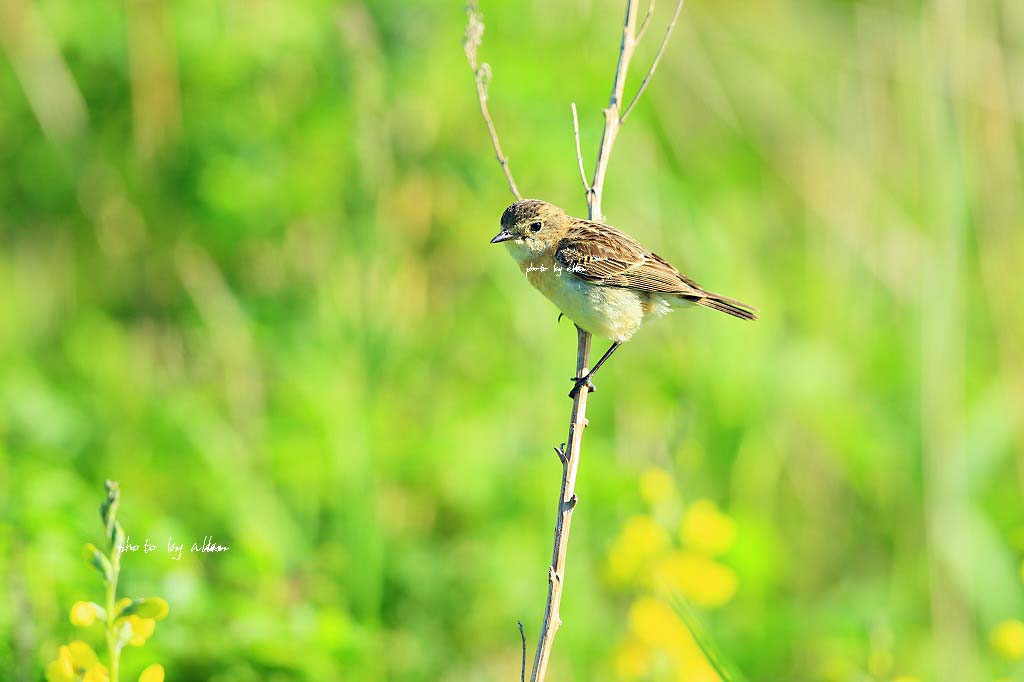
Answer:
620;0;685;124
462;2;685;679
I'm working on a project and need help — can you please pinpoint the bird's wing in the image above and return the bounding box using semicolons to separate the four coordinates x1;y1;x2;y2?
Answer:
555;220;705;295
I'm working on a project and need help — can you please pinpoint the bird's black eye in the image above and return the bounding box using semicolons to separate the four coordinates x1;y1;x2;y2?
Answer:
529;221;542;233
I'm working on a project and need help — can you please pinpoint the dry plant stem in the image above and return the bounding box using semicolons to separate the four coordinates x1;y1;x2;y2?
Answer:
636;0;656;43
462;2;682;679
532;3;664;676
518;620;527;682
472;71;521;200
463;4;522;201
620;0;685;124
571;102;589;194
589;0;641;222
529;326;591;682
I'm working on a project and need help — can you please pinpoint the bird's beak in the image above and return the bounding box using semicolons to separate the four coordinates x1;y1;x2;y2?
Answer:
490;229;515;244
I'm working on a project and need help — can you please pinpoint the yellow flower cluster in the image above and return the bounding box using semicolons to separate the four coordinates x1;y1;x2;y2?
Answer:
112;598;168;647
606;467;740;680
607;469;738;605
46;598;169;682
45;640;164;682
48;482;169;682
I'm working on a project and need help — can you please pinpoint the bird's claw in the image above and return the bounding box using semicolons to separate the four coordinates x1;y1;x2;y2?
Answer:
568;374;595;398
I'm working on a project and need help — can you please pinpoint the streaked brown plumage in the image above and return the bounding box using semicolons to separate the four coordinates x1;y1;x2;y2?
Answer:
549;219;757;321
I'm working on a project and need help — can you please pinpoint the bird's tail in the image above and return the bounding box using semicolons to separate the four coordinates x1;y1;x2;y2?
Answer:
690;292;758;320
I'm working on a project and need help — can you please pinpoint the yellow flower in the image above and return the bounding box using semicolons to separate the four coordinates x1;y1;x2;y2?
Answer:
67;641;101;669
626;593;716;667
639;467;675;506
627;596;717;677
117;597;169;621
146;597;170;621
124;615;156;646
83;665;110;682
45;646;74;682
70;601;99;627
45;642;107;682
680;500;736;557
115;598;133;616
991;619;1024;660
606;516;670;587
628;596;689;649
139;663;165;682
653;551;738;609
613;637;652;679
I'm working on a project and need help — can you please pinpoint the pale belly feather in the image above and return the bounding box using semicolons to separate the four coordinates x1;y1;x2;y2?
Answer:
521;258;653;342
507;246;684;342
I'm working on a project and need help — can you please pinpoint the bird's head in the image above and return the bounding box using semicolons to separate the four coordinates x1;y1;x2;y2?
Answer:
490;200;568;259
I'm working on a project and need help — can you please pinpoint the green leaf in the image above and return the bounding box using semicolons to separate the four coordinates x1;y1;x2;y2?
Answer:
82;543;113;583
117;597;169;621
110;521;125;552
100;480;120;541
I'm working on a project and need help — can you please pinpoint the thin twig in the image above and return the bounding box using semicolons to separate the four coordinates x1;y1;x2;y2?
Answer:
636;0;656;43
529;326;593;682
619;0;685;124
570;102;589;195
463;3;522;200
518;620;527;682
588;0;642;222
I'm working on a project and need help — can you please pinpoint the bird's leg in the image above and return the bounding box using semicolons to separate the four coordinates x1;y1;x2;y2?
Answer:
569;341;621;398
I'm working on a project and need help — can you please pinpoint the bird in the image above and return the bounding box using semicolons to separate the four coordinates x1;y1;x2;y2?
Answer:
489;199;757;397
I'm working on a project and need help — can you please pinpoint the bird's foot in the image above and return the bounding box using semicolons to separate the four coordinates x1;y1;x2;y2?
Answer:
568;373;595;398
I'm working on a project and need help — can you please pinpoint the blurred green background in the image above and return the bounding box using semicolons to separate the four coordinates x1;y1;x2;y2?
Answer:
2;0;1023;680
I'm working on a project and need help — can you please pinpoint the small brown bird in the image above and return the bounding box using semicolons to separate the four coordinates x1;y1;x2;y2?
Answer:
490;199;757;397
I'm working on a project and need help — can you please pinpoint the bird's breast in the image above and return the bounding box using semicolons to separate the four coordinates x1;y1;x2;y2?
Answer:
517;254;644;342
